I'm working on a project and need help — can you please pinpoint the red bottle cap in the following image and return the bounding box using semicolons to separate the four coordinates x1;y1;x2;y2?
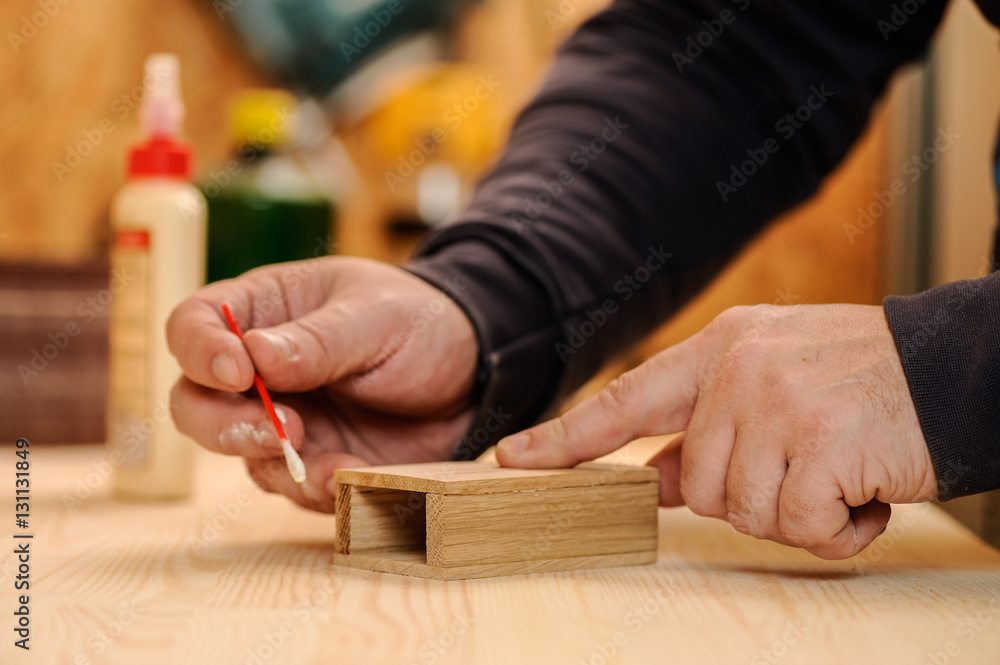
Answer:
127;135;194;180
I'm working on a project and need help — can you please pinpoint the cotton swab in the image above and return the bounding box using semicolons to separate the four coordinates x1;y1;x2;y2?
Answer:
220;303;307;484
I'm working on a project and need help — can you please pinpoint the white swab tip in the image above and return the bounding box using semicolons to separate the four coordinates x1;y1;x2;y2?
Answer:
280;438;306;484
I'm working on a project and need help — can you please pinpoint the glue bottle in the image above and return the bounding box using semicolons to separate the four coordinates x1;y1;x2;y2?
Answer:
107;54;206;500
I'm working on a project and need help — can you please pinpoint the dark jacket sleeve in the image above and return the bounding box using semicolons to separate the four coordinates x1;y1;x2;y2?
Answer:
885;274;1000;500
405;0;950;460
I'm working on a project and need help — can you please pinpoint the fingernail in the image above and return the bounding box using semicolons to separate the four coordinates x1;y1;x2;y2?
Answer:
256;330;295;361
498;433;529;458
211;352;241;388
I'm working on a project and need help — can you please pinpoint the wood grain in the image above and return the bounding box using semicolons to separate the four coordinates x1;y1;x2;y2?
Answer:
334;461;658;495
332;549;658;581
3;440;1000;665
425;483;658;567
339;486;426;555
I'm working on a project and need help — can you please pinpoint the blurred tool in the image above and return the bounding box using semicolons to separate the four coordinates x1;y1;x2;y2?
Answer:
108;54;206;500
203;89;336;283
364;64;500;230
211;0;476;97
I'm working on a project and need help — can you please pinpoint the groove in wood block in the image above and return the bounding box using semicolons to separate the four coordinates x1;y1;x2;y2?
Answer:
339;486;426;554
425;483;658;567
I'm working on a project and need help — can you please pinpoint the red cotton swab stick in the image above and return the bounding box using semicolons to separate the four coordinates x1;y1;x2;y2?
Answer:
220;303;306;483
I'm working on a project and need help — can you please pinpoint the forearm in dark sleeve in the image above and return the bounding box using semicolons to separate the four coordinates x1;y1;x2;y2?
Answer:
406;0;949;458
885;273;1000;500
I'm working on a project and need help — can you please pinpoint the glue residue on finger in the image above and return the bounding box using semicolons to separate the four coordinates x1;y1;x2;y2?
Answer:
220;422;269;447
281;438;307;484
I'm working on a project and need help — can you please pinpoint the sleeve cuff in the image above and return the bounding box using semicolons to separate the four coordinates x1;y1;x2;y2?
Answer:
884;273;1000;500
405;239;565;459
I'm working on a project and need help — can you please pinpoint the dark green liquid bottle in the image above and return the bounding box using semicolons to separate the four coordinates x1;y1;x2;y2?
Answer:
202;90;336;283
205;174;334;283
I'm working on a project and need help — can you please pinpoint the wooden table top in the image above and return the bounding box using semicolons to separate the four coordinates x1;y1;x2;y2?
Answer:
3;438;1000;665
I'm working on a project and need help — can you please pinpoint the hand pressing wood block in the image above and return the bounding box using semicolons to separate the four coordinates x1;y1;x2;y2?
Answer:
333;461;659;580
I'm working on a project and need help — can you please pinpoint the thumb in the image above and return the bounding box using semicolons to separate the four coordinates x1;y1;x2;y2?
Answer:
497;339;700;468
243;300;402;392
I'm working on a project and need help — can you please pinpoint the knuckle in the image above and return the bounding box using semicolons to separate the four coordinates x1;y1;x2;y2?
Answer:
598;371;640;420
679;481;723;518
777;509;817;549
726;508;752;536
713;305;751;331
726;499;766;540
715;337;763;388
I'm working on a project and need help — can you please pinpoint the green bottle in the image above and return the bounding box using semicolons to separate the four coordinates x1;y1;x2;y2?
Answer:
203;89;335;283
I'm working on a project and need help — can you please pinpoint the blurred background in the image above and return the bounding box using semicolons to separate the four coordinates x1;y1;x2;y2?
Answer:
0;0;998;540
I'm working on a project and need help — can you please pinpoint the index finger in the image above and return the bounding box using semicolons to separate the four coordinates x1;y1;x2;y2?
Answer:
167;265;321;391
496;337;700;468
167;290;256;392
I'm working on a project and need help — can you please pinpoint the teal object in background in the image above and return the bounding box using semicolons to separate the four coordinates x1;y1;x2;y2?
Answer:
212;0;476;97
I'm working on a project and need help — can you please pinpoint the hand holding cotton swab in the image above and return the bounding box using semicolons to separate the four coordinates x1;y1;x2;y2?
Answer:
220;303;307;484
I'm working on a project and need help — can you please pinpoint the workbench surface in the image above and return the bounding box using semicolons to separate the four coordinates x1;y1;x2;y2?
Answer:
3;439;999;665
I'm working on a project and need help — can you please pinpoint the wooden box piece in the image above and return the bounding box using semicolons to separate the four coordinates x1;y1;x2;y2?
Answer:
333;461;659;580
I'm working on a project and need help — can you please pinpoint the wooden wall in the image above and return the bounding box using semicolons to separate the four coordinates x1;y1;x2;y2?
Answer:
0;0;262;264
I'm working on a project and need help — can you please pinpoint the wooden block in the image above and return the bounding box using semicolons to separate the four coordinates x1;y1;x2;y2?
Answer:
334;461;659;579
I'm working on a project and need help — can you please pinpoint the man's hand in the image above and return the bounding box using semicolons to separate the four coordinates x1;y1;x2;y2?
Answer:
496;304;938;559
167;257;478;513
